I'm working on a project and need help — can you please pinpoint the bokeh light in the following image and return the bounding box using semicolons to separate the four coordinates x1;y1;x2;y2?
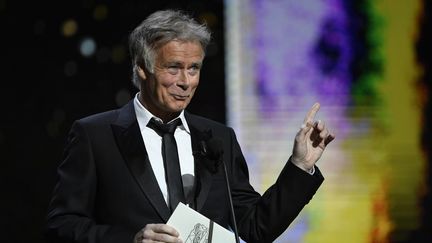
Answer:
93;4;108;21
111;45;126;63
199;12;218;27
79;37;97;57
61;19;78;37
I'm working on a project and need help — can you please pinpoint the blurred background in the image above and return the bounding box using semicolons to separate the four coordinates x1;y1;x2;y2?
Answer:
1;0;430;242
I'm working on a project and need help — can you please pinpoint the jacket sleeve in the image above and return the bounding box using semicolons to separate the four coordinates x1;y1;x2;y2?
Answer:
45;121;134;243
227;128;324;243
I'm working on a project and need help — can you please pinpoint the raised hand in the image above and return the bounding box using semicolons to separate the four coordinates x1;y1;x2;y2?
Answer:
291;103;335;172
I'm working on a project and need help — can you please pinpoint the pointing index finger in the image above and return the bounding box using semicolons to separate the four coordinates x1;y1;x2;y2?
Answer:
303;102;320;125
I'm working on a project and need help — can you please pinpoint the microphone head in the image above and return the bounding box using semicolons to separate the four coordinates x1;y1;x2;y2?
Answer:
182;174;195;205
206;138;223;160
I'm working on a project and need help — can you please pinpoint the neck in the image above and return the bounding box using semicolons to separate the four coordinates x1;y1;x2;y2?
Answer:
138;92;179;123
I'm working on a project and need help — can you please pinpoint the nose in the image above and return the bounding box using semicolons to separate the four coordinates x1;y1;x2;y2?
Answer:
177;69;190;90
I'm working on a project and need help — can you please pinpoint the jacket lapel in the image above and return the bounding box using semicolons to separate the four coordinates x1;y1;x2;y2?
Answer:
111;101;171;222
186;112;216;212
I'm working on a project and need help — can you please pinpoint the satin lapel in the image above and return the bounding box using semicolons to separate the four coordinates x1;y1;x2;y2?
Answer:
187;114;214;212
111;101;170;222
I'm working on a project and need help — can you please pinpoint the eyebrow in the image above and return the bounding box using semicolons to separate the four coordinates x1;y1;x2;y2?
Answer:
190;62;202;68
164;61;202;67
165;61;182;66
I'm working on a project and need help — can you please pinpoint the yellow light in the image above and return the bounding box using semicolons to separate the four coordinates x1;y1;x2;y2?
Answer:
93;4;108;21
112;45;126;63
61;19;78;37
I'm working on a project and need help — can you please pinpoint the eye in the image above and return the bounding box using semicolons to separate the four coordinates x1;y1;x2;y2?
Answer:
188;65;201;75
167;66;179;75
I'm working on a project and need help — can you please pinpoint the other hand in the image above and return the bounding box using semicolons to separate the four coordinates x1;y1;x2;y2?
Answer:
291;103;335;171
134;223;182;243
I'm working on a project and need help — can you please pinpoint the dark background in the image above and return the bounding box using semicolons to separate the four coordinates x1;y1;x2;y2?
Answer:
1;0;431;242
0;1;224;242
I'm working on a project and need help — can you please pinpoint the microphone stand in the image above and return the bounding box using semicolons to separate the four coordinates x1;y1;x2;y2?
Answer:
205;138;240;243
221;159;240;243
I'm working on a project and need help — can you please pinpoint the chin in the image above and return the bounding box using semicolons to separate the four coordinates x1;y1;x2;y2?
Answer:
172;101;189;111
173;106;186;112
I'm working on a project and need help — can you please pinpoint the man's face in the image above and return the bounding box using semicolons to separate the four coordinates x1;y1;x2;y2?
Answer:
138;40;204;121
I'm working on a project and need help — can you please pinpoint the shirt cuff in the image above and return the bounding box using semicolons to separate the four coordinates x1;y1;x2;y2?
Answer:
290;157;315;175
307;166;315;175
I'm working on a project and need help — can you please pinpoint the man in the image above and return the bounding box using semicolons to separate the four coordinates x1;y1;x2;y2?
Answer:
46;10;335;243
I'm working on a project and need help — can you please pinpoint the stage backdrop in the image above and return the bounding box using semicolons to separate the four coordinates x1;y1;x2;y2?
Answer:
225;0;425;242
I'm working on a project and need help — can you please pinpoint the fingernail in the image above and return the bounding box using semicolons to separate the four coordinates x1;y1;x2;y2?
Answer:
301;124;306;129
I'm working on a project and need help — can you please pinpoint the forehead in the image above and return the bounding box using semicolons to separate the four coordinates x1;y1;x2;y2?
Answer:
155;40;204;62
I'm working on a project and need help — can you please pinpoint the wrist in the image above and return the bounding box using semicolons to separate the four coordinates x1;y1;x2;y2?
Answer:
290;156;314;174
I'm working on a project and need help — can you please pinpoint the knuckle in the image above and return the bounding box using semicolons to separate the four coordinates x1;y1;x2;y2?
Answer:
159;234;171;241
320;131;328;138
318;121;325;129
157;224;168;232
142;229;154;239
145;223;154;229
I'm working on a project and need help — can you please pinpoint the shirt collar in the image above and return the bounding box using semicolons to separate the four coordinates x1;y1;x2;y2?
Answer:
133;92;190;133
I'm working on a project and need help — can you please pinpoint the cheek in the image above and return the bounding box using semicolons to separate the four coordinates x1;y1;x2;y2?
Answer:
154;75;174;93
191;76;200;89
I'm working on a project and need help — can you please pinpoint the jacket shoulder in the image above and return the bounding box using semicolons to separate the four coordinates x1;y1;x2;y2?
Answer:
185;112;232;131
77;109;120;126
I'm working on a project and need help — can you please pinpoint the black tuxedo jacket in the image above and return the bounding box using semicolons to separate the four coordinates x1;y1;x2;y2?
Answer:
46;101;324;243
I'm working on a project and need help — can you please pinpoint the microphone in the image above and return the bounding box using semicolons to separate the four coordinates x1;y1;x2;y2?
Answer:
206;138;223;160
182;174;195;206
206;138;240;243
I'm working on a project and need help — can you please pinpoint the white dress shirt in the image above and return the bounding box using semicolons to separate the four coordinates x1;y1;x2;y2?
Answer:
133;93;194;205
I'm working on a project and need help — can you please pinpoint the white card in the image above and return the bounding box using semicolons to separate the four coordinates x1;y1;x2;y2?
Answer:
167;203;236;243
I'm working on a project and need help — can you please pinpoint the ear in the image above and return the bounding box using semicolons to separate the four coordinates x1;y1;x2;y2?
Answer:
136;64;147;80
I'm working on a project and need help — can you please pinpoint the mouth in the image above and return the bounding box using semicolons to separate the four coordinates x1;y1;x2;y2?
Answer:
171;94;190;100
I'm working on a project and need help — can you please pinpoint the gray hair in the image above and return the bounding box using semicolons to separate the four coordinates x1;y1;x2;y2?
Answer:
129;10;211;89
